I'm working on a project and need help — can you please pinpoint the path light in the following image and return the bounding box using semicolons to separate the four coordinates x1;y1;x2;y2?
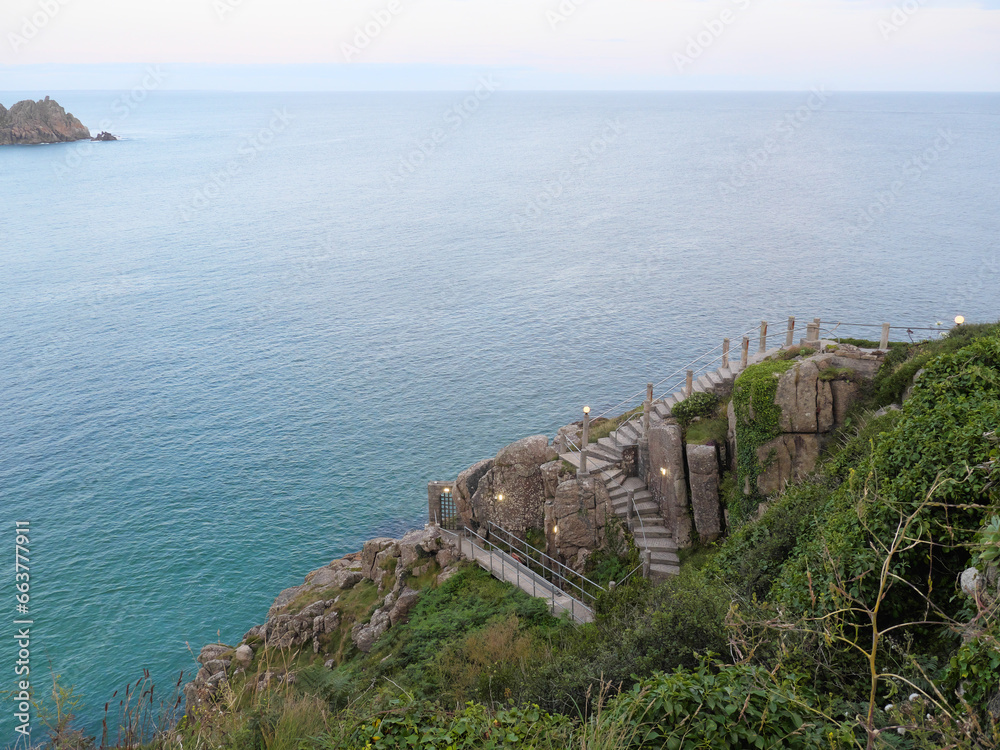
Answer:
497;494;504;502
553;525;559;535
583;406;590;415
955;315;966;325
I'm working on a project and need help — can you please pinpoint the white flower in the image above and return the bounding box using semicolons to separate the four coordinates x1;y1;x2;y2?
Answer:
897;727;907;736
885;703;894;712
908;693;920;702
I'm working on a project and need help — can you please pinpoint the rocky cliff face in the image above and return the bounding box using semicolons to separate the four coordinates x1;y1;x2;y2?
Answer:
0;97;90;145
183;526;461;716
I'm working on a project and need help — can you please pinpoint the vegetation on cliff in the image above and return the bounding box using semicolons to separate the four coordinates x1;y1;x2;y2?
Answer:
36;324;1000;749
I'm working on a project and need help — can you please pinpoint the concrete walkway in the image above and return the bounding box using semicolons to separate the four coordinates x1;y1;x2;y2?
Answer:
443;530;595;624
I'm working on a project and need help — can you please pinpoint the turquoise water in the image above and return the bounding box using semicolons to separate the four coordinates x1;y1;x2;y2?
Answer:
2;91;999;739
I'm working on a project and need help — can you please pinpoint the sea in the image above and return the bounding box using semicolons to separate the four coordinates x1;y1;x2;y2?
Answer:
1;89;999;741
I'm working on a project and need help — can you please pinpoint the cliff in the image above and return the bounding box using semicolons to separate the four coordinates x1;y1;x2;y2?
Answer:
0;97;91;145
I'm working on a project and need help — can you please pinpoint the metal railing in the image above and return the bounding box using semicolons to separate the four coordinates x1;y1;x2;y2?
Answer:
456;525;596;624
485;521;605;607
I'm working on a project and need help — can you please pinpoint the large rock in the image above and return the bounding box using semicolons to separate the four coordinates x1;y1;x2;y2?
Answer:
550;475;608;571
398;527;441;569
775;360;832;433
389;587;421;626
756;434;822;495
686;444;723;543
0;98;90;145
454;459;493;528
470;435;557;534
361;538;398;580
352;609;390;653
541;460;563;499
648;423;692;546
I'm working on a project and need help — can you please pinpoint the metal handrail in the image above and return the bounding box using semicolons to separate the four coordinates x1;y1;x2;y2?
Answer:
617;561;645;586
486;522;605;604
461;525;594;623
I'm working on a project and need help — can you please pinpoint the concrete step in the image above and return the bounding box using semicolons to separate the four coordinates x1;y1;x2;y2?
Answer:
621;476;645;491
718;366;734;380
643;536;678;551
559;452;611;471
705;371;723;387
631;524;672;540
616;422;640;443
597;436;623;453
590;444;622;463
650;562;681;578
653;402;671;418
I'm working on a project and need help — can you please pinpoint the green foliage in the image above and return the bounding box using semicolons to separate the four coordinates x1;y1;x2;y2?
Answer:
342;700;575;750
819;366;860;382
976;515;1000;566
605;657;855;749
672;391;719;428
685;414;729;446
945;629;1000;731
731;358;797;523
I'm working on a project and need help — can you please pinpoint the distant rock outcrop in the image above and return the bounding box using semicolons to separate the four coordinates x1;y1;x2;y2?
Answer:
0;97;91;145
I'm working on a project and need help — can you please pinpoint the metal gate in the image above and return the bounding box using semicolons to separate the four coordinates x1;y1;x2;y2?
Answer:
440;488;458;530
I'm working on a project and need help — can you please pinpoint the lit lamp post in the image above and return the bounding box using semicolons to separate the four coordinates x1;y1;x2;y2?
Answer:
955;315;966;327
578;406;591;477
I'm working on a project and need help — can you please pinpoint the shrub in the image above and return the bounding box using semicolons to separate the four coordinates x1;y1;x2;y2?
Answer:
604;657;855;749
672;391;719;428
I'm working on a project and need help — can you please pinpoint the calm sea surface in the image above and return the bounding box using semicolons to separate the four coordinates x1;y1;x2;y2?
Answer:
1;91;999;737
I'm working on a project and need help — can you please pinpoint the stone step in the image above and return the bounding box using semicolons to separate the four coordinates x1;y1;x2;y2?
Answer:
631;524;672;539
718;366;734;381
643;536;678;550
651;552;681;566
653;402;671;418
558;452;611;471
706;371;723;387
621;476;645;491
616;422;640;443
589;444;621;463
650;562;681;578
596;436;623;453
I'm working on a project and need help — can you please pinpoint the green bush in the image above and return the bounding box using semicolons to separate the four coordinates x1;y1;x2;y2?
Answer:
605;657;855;749
672;391;719;428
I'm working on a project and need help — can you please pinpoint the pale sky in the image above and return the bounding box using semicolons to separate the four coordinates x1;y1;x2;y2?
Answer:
1;0;999;90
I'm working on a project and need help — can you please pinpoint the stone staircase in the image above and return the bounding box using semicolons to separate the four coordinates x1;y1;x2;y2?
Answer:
558;346;784;580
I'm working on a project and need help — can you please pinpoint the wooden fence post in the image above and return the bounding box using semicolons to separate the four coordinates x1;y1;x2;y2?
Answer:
785;316;795;348
880;323;890;350
741;337;749;369
722;338;730;369
759;321;768;354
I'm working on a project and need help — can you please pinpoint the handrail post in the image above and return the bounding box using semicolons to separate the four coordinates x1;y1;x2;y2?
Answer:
578;406;591;477
643;382;652;434
785;316;795;348
880;322;890;350
643;549;651;579
812;317;822;344
626;489;634;531
740;337;749;369
759;320;768;354
685;370;693;398
722;338;730;369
